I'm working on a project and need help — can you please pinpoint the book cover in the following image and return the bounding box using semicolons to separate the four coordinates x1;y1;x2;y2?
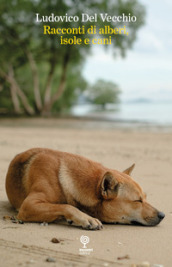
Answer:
0;1;171;267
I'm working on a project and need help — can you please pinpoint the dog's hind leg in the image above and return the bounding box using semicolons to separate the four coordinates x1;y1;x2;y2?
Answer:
17;194;103;230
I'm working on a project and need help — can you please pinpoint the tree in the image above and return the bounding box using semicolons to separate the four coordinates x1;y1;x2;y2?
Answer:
87;80;120;109
0;0;145;116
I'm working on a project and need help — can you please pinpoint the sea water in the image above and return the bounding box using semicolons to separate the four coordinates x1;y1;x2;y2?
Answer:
71;102;172;126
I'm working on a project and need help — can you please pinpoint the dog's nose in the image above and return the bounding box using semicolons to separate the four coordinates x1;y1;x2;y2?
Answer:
157;211;165;220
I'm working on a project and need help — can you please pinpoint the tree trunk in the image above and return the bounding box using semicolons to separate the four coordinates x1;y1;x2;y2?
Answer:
42;49;70;115
8;66;21;114
10;87;21;114
44;60;56;107
26;50;42;112
14;83;35;115
0;67;35;115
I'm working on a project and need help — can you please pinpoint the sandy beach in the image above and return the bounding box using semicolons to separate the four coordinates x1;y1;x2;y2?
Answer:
0;118;171;267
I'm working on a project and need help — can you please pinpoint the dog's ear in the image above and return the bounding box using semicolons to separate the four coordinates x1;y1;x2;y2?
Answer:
123;163;135;175
101;172;119;199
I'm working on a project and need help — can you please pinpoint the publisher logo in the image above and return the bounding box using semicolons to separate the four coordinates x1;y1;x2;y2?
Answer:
79;235;93;255
80;235;89;248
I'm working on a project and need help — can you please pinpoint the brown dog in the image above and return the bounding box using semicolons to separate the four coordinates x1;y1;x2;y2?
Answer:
5;148;165;230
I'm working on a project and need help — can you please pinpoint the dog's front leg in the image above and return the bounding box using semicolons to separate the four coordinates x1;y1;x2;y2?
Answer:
64;205;103;230
17;195;103;230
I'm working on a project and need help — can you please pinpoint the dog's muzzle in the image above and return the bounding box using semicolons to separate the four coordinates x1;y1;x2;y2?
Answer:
131;211;165;226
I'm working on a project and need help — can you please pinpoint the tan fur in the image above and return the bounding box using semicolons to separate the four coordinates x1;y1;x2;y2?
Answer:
5;148;165;230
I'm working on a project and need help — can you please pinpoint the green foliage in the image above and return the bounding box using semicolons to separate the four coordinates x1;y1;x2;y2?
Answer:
0;86;13;113
87;80;120;108
0;0;145;115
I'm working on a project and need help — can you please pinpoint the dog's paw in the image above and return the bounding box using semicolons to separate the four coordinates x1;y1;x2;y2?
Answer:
83;217;103;230
65;206;103;230
67;214;103;230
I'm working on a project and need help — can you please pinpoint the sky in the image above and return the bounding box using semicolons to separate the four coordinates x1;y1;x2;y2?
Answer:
82;0;172;103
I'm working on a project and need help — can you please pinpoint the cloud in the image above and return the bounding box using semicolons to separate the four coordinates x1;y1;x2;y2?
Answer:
134;30;164;53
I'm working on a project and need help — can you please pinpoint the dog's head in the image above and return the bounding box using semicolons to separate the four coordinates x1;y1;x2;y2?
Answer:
99;164;165;226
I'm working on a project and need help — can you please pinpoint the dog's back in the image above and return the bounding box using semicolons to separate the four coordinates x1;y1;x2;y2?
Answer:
6;148;105;210
6;148;46;209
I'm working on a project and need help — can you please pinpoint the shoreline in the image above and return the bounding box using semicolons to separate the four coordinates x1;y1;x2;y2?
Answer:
0;116;172;132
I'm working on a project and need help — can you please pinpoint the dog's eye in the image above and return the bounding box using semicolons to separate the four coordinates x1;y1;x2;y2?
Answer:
134;199;143;203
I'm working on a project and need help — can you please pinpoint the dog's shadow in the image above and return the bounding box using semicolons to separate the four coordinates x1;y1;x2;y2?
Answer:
0;200;17;218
